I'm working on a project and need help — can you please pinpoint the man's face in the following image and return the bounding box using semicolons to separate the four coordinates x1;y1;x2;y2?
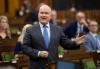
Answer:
51;11;57;20
38;5;51;25
76;12;86;25
89;21;98;33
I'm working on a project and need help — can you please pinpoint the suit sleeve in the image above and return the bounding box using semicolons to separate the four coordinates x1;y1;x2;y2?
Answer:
14;42;22;54
60;28;80;50
64;22;71;36
83;37;93;51
22;28;39;58
63;21;75;39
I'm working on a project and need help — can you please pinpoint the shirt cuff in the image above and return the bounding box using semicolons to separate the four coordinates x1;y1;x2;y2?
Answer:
38;51;40;56
71;38;75;41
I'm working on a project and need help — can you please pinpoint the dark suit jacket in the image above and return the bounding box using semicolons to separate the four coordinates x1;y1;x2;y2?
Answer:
14;42;23;54
64;21;89;39
22;23;79;69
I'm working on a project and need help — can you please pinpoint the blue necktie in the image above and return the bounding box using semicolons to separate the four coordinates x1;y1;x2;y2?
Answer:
43;26;49;49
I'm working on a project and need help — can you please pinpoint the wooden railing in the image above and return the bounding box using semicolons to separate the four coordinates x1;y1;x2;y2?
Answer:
63;46;92;62
0;38;17;52
0;38;100;69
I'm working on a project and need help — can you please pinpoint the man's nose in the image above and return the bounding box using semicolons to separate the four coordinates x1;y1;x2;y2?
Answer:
42;13;46;16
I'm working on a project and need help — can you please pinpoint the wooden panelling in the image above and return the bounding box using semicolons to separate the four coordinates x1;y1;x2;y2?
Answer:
8;0;20;16
0;0;5;15
0;0;100;27
56;10;100;32
30;0;52;9
57;10;100;19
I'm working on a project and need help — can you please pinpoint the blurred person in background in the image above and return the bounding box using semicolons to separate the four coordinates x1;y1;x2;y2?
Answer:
22;0;33;14
64;11;89;39
0;16;11;39
83;20;100;52
0;16;11;62
16;0;34;17
26;3;46;24
14;24;32;60
50;10;58;25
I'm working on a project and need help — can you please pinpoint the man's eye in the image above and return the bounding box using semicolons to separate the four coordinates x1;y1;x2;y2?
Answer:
45;12;49;14
40;12;44;14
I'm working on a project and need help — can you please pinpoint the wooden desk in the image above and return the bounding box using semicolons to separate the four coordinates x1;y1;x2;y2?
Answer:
91;52;100;66
0;38;19;69
0;40;99;69
0;61;19;69
0;38;17;52
63;50;91;62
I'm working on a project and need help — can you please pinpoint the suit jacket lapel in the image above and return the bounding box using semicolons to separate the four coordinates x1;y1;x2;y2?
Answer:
48;24;54;49
35;23;46;49
36;23;54;49
75;22;78;34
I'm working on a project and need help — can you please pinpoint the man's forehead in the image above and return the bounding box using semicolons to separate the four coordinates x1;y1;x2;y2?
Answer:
77;12;85;17
39;5;51;12
91;21;98;25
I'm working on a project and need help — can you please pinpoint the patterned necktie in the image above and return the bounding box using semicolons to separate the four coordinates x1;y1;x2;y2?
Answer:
43;25;49;49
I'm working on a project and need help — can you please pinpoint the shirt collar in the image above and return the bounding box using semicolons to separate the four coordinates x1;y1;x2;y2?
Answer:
77;22;84;27
90;32;97;37
39;22;50;28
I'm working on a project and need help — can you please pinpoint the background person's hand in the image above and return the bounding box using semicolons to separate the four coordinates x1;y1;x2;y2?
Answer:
74;35;87;45
80;19;88;26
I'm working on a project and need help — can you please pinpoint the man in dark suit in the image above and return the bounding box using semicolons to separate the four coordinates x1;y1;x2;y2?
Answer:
64;11;89;39
22;5;86;69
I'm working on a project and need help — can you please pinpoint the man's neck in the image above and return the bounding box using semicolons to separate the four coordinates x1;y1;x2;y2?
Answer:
78;22;83;27
91;31;97;34
40;22;48;25
39;22;49;26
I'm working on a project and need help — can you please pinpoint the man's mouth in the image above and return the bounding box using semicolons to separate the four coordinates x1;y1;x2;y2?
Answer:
41;17;47;19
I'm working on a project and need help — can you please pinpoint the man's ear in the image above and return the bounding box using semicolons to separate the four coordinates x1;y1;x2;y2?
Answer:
49;15;52;20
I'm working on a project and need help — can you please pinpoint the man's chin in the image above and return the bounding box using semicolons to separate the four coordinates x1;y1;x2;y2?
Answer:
40;21;48;24
79;23;84;25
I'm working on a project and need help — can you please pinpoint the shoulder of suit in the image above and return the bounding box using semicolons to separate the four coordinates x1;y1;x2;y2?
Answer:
98;34;100;38
25;24;37;32
68;21;77;24
86;33;93;40
50;24;62;29
66;21;77;27
29;23;39;28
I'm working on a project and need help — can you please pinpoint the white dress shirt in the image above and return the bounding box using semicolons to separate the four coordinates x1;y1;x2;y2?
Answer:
38;22;51;56
77;23;84;33
39;22;50;41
